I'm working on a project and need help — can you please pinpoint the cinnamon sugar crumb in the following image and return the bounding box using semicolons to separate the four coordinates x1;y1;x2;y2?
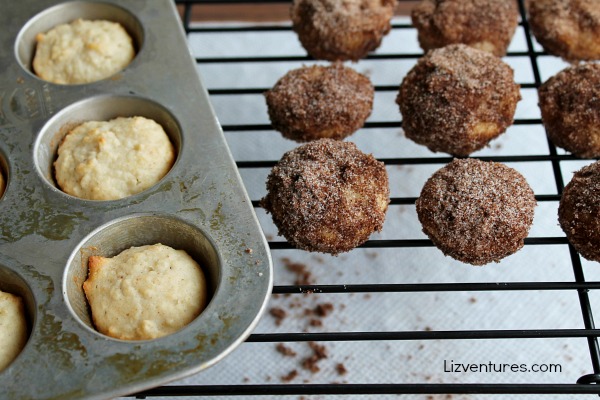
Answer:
276;343;297;357
269;307;287;326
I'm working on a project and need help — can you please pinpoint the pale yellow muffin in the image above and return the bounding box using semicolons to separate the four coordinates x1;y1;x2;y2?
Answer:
0;172;5;198
83;244;208;341
0;290;28;372
33;19;135;84
54;116;175;201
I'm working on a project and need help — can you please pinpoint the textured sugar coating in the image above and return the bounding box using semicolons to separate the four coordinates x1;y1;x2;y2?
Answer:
291;0;395;61
33;19;135;84
558;161;600;262
0;290;28;372
397;44;521;157
265;64;374;142
538;63;600;158
54;116;175;201
83;244;208;340
411;0;519;57
416;158;536;266
260;139;389;255
528;0;600;62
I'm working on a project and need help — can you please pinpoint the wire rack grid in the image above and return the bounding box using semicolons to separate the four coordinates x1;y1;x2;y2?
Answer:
136;0;600;398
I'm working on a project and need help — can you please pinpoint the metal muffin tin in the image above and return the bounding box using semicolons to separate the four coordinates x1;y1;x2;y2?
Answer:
0;1;273;399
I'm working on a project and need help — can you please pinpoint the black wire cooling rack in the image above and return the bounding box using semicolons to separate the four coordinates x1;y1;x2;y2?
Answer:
136;0;600;397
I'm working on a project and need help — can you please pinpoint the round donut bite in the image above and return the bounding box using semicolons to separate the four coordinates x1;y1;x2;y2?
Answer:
265;64;374;142
397;44;521;157
290;0;395;61
260;139;389;255
558;161;600;262
416;158;537;266
411;0;519;57
528;0;600;62
538;63;600;158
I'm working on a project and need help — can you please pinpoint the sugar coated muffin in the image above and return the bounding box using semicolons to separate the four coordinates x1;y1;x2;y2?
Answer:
265;64;374;142
538;63;600;158
558;161;600;262
260;139;389;255
397;44;521;156
83;243;208;340
291;0;395;61
411;0;519;57
33;19;135;84
528;0;600;62
0;290;28;372
416;158;537;266
54;116;175;201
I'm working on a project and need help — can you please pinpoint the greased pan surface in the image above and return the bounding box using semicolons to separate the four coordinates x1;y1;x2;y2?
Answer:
0;1;273;399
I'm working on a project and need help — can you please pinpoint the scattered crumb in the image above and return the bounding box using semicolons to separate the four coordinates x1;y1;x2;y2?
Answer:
276;343;297;357
245;248;253;254
336;363;348;376
281;369;298;382
269;307;287;326
309;318;323;327
311;255;325;264
302;342;328;373
314;303;334;317
469;297;477;303
282;258;314;285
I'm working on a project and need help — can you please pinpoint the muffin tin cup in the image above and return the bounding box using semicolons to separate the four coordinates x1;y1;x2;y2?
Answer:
64;213;222;335
1;1;272;399
15;1;144;82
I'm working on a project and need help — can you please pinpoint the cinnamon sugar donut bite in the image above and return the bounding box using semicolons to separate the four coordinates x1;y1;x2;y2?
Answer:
265;64;374;142
411;0;519;57
416;159;536;266
396;44;521;157
290;0;395;61
558;161;600;262
528;0;600;62
260;139;389;255
538;63;600;158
